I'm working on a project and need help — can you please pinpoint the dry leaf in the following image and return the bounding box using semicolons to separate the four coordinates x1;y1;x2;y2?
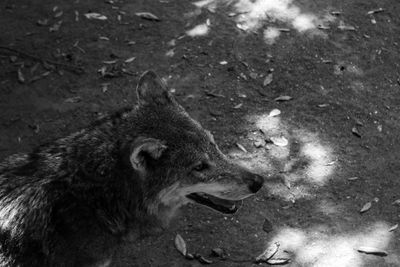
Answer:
317;104;329;108
219;61;228;65
135;12;160;21
274;95;292;102
233;103;242;109
263;73;273;86
255;242;280;263
103;60;118;64
338;25;356;31
65;96;82;103
266;258;291;265
37;19;49;26
367;8;384;15
270;136;288;147
17;68;25;83
124;57;136;63
389;224;398;232
357;246;388;256
236;143;247;153
211;248;225;257
49;21;62;32
360;202;372;213
352;127;361;138
268;109;281;117
347;176;359;181
197;255;212;264
54;11;63;18
174;234;187;256
84;13;108;20
392;199;400;206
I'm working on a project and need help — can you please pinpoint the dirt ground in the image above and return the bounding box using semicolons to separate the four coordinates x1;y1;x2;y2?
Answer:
1;0;400;266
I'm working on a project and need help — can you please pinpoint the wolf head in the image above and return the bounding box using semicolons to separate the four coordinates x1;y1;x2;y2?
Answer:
128;71;264;225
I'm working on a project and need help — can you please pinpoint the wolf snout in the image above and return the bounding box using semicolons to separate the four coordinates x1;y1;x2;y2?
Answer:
243;172;264;193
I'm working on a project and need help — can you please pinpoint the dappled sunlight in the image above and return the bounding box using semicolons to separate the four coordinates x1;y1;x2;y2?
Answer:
186;23;210;37
263;27;281;45
228;112;335;201
190;0;335;44
267;221;393;266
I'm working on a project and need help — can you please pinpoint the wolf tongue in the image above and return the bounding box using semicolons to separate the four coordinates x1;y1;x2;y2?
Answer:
187;193;241;214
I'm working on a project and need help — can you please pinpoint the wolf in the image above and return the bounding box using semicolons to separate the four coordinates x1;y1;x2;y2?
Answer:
0;71;264;266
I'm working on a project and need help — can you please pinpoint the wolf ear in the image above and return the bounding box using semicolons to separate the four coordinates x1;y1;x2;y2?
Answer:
136;70;172;106
130;137;167;173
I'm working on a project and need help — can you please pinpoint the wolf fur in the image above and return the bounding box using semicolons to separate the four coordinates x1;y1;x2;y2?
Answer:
0;71;264;266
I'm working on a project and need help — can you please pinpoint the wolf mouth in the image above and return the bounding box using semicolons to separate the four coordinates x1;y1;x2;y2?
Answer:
186;193;243;214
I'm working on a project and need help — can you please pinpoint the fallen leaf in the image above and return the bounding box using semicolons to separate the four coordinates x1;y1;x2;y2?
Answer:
274;95;292;102
99;36;110;41
348;176;359;181
233;103;242;109
17;68;25;83
185;253;194;260
135;12;160;21
84;13;108;20
219;61;228;65
37;19;49;26
268;109;281;117
255;242;280;263
270;136;288;147
367;8;384;15
357;246;388;257
74;10;79;21
317;103;329;108
49;21;62;32
266;258;291;265
54;11;63;18
392;199;400;206
103;60;118;64
389;224;398;232
263;73;273;86
165;49;174;57
124;57;136;63
318;25;330;30
195;254;212;264
360;201;372;213
338;25;356;31
236;143;247;153
174;234;187;256
352;127;361;138
65;97;82;103
211;248;225;258
249;72;258;79
101;83;110;93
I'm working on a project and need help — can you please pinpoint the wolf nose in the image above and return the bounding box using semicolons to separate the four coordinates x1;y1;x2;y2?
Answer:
246;173;264;193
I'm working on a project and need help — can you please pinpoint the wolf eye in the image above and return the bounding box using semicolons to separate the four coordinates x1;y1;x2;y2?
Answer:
193;162;208;172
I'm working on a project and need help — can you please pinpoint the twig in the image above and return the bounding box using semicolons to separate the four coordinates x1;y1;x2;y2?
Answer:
0;45;85;74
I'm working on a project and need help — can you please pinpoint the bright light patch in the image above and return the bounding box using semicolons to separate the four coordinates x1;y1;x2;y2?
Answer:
186;23;209;37
292;14;316;32
267;222;392;267
301;142;334;184
263;27;281;45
